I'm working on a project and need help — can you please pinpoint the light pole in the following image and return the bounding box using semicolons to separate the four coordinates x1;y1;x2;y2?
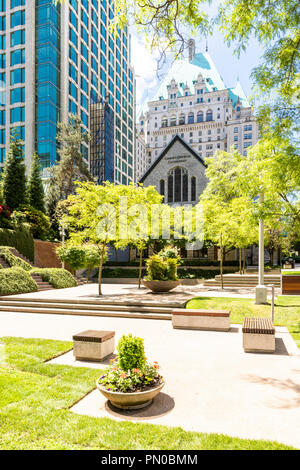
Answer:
255;192;267;304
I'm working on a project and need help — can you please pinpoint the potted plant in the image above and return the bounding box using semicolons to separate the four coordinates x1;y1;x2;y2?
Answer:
97;334;164;410
142;247;181;293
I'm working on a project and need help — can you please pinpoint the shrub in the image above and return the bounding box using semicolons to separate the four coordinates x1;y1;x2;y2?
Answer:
0;267;37;295
12;205;51;240
30;268;77;289
56;245;86;273
0;227;34;262
145;254;179;281
117;334;146;371
0;246;32;271
0;204;12;229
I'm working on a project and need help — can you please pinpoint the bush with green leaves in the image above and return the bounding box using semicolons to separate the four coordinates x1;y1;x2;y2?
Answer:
0;227;34;262
0;246;32;270
117;334;146;371
12;205;51;240
145;254;179;281
56;245;86;274
30;268;77;289
0;267;37;295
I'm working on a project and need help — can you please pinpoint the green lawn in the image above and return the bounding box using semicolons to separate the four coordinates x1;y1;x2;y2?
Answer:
0;337;296;450
185;295;300;349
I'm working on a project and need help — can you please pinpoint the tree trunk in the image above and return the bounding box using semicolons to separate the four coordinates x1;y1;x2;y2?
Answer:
220;235;224;290
243;247;246;274
86;267;91;283
98;245;105;296
239;247;242;274
270;249;274;267
138;248;143;289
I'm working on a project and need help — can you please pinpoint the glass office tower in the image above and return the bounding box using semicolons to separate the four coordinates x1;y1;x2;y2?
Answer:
0;0;135;184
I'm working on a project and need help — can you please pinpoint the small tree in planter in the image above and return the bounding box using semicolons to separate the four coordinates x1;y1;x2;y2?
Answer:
97;333;164;410
143;247;181;293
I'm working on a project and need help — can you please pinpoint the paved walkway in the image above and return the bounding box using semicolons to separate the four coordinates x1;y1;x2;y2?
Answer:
5;282;278;303
0;298;299;448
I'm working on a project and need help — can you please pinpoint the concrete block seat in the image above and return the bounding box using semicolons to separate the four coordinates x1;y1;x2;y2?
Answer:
172;309;230;331
73;330;115;361
242;318;275;353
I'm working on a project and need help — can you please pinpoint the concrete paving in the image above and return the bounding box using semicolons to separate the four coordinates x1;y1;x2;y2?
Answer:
0;301;299;449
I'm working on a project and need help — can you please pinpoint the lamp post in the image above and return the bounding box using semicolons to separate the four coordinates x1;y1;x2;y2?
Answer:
255;192;267;304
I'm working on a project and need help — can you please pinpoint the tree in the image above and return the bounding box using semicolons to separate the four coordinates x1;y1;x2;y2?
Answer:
83;244;108;283
54;114;92;200
26;153;45;213
2;135;27;211
56;245;86;275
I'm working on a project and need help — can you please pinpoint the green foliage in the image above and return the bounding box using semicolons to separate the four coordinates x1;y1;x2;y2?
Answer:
0;227;34;261
56;245;86;272
145;254;179;281
0;267;37;295
26;154;45;213
0;246;32;270
30;268;77;288
117;334;146;371
2;136;27;211
0;204;13;229
12;204;51;240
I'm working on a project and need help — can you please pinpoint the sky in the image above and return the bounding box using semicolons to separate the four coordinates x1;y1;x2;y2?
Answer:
129;4;264;110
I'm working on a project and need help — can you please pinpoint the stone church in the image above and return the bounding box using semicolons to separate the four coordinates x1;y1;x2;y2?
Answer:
139;135;207;205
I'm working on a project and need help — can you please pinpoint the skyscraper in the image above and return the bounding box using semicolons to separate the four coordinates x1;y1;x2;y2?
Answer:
0;0;135;184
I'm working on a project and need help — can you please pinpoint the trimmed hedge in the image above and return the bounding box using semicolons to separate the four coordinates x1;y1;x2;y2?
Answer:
101;267;236;280
30;268;77;289
0;267;38;296
0;227;34;261
105;259;240;267
0;246;32;271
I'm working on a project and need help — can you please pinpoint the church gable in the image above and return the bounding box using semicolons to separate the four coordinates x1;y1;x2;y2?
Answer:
139;136;207;205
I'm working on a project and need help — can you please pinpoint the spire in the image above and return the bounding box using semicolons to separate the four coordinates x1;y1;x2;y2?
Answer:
205;38;208;52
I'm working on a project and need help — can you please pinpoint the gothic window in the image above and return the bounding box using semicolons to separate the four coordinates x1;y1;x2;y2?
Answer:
191;176;196;201
167;167;189;203
188;112;194;124
161;117;168;128
197;111;203;122
179;114;185;125
206;110;213;121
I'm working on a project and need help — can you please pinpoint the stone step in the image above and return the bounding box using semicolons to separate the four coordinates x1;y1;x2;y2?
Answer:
0;304;171;320
0;299;176;314
0;296;183;309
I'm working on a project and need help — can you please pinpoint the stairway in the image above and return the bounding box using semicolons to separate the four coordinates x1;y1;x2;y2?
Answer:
30;274;54;292
204;273;281;288
10;248;33;266
0;296;183;320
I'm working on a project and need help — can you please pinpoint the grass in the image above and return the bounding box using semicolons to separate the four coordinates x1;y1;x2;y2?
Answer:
185;295;300;349
0;337;295;450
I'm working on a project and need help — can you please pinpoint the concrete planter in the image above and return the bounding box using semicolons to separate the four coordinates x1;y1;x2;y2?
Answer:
96;378;165;410
142;279;180;293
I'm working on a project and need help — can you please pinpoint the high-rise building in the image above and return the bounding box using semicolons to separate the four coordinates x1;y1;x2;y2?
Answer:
136;40;258;177
0;0;135;185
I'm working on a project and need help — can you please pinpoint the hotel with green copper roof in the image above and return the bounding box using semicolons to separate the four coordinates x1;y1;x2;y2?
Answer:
135;39;257;182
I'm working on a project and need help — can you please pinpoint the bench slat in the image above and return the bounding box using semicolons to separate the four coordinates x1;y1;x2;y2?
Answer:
242;317;275;334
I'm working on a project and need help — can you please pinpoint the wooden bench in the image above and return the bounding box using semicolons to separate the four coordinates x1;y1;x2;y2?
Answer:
73;330;115;361
242;318;275;353
172;309;230;331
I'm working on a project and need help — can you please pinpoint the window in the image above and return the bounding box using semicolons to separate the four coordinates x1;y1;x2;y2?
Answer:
69;63;77;81
69;45;77;63
0;35;5;50
10;87;25;104
69;28;77;47
10;29;25;47
191;176;196;201
10;106;25;123
11;125;24;140
10;67;25;85
168;167;189;203
11;48;25;65
11;0;25;7
160;179;165;198
69;81;77;100
179;114;185;125
206;110;213;121
0;52;4;68
197;111;203;123
161;117;167;128
234;127;238;133
188;112;194;124
0;15;5;30
11;9;25;28
170;116;176;127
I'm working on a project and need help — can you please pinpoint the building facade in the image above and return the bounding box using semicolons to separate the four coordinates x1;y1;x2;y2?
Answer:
0;0;135;185
136;40;258;174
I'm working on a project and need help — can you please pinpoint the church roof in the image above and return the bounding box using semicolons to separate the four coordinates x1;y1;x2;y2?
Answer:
139;135;207;183
228;80;250;108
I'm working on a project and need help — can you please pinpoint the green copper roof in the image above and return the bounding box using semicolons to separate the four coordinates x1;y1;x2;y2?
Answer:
151;52;226;101
228;80;250;108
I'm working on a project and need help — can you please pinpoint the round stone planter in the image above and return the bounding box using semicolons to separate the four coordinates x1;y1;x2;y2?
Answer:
142;279;180;293
96;378;165;410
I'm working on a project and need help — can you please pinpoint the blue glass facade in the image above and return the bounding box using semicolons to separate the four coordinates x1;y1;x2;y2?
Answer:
35;0;60;168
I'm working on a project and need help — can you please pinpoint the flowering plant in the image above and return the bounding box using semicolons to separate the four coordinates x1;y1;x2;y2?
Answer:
98;359;161;393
